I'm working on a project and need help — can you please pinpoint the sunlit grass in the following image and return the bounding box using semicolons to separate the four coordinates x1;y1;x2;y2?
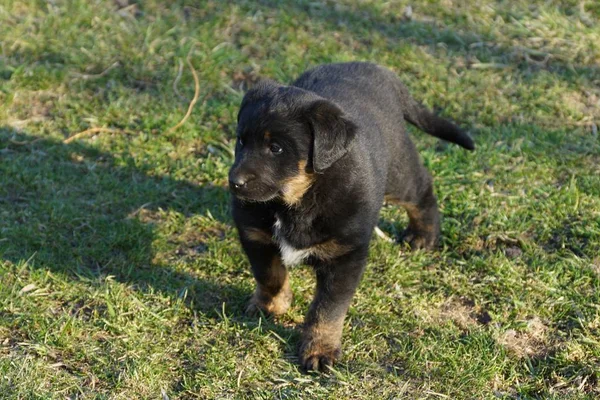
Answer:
0;1;599;398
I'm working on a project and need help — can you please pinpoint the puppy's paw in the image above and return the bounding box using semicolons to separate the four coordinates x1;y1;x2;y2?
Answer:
245;284;292;317
244;300;263;316
402;228;438;250
299;338;341;373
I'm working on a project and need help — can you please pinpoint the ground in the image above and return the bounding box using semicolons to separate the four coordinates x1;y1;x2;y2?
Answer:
1;0;599;399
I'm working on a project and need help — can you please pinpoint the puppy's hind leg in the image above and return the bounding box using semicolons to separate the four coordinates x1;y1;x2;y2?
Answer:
385;170;441;250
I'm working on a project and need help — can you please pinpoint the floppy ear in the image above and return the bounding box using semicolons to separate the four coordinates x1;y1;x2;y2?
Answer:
305;100;357;173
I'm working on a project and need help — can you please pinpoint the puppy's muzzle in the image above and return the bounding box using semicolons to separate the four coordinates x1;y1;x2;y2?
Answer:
229;170;256;192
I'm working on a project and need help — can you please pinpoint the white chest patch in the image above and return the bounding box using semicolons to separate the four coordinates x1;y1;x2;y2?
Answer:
278;237;312;266
274;217;311;266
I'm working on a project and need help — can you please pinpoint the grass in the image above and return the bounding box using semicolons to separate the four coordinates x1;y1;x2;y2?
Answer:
0;0;599;398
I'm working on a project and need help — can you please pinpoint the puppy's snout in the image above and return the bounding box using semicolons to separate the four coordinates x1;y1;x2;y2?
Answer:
229;172;256;189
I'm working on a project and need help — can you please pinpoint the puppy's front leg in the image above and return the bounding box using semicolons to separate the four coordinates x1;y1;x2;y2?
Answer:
233;201;292;316
300;250;367;372
240;233;292;316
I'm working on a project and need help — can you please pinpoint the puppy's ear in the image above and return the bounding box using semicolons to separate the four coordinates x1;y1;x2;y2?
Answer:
305;100;357;173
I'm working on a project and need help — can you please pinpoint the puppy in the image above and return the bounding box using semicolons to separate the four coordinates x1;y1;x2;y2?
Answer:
229;62;474;371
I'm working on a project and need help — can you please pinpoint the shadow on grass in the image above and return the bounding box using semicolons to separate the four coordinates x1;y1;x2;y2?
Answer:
0;127;304;376
0;127;252;317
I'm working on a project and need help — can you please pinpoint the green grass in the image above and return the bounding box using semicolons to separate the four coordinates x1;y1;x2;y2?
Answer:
1;0;599;398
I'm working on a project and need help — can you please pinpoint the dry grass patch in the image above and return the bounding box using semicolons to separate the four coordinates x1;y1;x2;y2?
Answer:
497;316;551;358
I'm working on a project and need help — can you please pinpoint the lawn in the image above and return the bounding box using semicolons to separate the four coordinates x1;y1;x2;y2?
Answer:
1;0;599;398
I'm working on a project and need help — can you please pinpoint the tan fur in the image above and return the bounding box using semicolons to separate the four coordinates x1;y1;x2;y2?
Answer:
300;315;345;363
383;194;397;204
403;203;434;233
304;316;344;343
244;227;273;245
248;257;292;316
264;130;271;140
310;239;352;261
384;196;434;233
282;161;314;206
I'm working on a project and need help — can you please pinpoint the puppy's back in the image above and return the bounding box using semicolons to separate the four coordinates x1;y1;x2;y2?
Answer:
294;62;474;150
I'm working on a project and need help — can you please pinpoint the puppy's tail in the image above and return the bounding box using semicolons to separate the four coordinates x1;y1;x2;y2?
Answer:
395;82;475;150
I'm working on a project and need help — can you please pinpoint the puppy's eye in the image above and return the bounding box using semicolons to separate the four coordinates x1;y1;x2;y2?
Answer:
269;143;283;154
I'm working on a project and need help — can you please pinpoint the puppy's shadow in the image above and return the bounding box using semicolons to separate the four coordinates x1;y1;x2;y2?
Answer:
0;127;245;315
0;127;322;371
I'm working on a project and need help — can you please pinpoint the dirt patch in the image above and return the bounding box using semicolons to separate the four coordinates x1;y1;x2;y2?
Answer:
0;324;32;356
415;297;492;331
591;258;600;276
8;89;61;129
561;90;600;118
484;234;525;254
132;208;165;224
167;225;227;260
66;299;108;321
439;299;477;330
497;317;549;358
465;233;526;259
504;246;523;259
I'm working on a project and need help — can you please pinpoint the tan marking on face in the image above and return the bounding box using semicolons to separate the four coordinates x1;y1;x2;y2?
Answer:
244;227;273;244
281;160;314;206
264;130;271;140
250;257;292;315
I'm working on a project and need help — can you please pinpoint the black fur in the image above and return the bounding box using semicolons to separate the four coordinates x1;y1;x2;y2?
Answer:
229;62;474;371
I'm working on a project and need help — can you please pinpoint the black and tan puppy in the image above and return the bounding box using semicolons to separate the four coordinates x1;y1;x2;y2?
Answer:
229;62;474;371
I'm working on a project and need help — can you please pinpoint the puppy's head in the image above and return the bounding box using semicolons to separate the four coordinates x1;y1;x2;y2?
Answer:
228;79;356;204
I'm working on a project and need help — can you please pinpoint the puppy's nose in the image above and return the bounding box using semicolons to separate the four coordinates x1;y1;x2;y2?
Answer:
229;173;255;189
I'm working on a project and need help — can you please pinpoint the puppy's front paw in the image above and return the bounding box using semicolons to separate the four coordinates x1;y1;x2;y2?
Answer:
299;337;341;372
402;227;438;250
299;318;344;372
245;282;292;317
244;300;263;316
